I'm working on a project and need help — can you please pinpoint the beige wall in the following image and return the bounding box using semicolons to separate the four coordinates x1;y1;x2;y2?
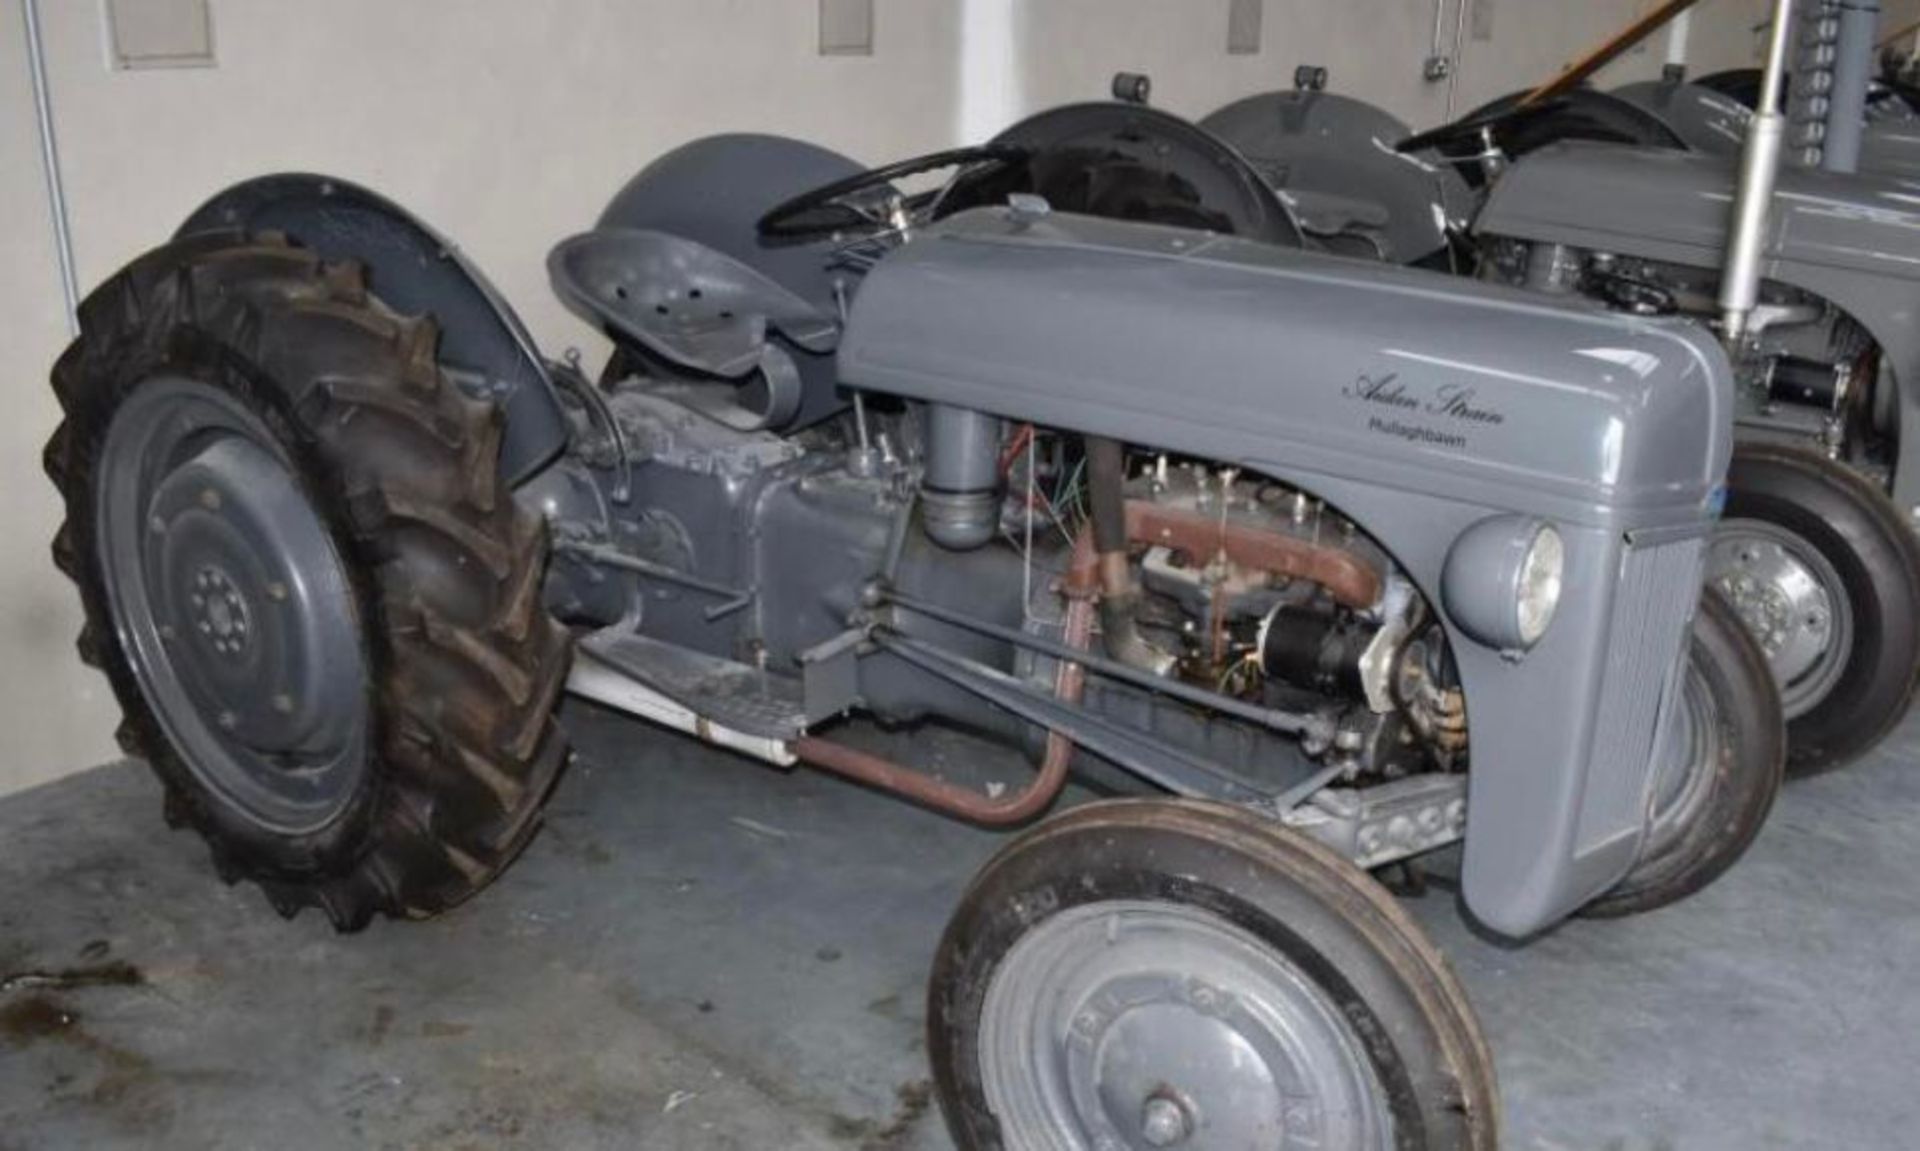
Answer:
0;0;1848;795
0;0;964;795
1014;0;1706;129
1;8;118;793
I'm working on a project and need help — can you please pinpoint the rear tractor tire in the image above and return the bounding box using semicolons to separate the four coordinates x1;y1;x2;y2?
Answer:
1710;442;1920;776
929;799;1500;1150
44;232;572;930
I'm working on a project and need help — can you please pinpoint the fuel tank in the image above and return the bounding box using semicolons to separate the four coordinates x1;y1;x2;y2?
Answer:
840;205;1731;533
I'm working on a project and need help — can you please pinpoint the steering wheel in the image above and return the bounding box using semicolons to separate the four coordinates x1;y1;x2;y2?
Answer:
756;145;1030;242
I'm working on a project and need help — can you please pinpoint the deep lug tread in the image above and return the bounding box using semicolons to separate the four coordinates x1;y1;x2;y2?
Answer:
42;422;69;487
492;527;545;643
50;524;77;581
76;621;103;668
47;231;571;930
496;636;570;762
397;318;442;393
320;259;370;305
315;377;468;448
370;491;512;578
461;409;504;514
418;612;533;705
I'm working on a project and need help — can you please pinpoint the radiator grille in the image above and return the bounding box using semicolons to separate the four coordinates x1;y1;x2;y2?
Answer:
1576;538;1706;850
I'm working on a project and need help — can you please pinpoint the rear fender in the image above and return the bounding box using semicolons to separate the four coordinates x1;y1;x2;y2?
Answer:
179;174;568;485
1199;90;1475;264
1611;79;1750;158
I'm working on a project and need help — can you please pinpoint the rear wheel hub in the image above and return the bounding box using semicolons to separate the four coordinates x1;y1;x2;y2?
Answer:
97;377;368;835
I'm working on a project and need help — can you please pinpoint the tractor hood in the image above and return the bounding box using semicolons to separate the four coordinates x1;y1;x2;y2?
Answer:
1479;141;1920;282
839;206;1730;531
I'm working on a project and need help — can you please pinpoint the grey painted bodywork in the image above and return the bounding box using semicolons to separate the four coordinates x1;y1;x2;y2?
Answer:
1477;141;1920;511
1613;81;1751;158
1615;77;1920;179
179;175;568;485
839;205;1732;935
176;139;1732;940
1857;124;1920;179
1199;90;1475;263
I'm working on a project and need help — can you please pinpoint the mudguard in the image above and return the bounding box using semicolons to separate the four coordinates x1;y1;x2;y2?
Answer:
1199;90;1475;264
840;206;1733;936
1459;88;1688;158
179;175;567;485
1479;141;1920;513
1611;79;1750;157
985;102;1302;248
1691;68;1920;178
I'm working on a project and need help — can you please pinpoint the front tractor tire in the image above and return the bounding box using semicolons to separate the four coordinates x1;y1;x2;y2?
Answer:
929;800;1499;1150
1711;442;1920;776
44;232;571;930
1582;588;1784;919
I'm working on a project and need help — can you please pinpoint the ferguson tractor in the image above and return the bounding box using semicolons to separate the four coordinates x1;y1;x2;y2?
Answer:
1195;0;1920;779
44;109;1784;1148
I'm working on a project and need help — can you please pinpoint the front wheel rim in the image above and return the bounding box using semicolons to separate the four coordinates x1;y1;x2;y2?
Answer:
1707;520;1853;720
978;900;1394;1150
1641;649;1724;861
95;376;369;835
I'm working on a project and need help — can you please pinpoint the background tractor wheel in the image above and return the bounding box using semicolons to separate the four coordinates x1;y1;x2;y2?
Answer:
929;799;1499;1151
1582;588;1784;919
44;232;572;930
1711;441;1920;776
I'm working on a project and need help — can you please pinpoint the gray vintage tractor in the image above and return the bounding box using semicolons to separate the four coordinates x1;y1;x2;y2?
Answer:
1197;3;1920;779
44;115;1785;1144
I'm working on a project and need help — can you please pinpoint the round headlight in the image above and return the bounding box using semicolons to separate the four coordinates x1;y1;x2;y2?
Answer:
1441;516;1566;655
1515;526;1564;647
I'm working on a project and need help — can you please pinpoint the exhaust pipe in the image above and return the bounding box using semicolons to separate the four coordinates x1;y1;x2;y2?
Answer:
1085;436;1178;677
1720;0;1799;348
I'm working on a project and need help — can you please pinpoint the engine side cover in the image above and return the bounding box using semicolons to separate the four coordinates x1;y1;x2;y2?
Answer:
841;207;1730;532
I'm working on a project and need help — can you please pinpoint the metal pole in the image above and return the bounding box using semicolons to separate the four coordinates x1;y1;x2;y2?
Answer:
1444;0;1469;121
21;0;79;336
1824;0;1880;174
1720;0;1797;348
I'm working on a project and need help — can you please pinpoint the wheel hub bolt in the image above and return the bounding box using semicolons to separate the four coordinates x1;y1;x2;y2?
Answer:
1141;1096;1192;1147
189;567;252;658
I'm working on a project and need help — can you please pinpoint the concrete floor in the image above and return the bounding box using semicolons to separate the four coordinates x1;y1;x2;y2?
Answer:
2;701;1918;1151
